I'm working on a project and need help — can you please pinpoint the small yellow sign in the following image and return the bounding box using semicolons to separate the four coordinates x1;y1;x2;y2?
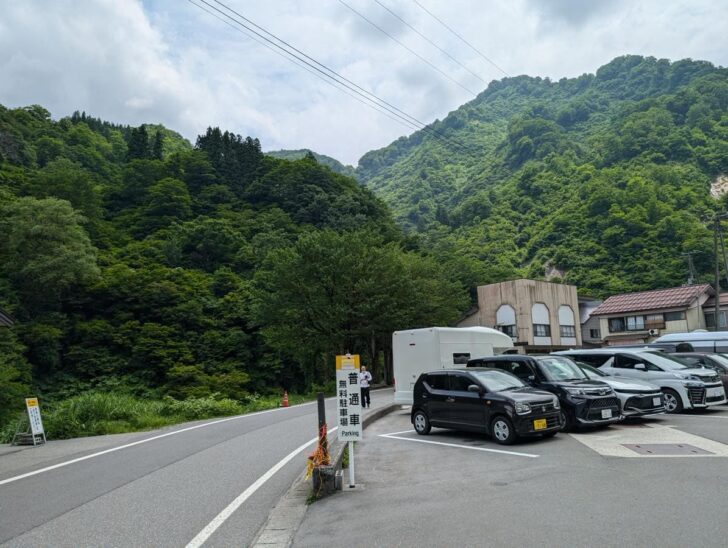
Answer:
336;354;360;370
26;398;38;407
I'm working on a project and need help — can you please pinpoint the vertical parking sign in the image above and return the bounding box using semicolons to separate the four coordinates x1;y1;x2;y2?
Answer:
336;354;363;442
25;398;45;439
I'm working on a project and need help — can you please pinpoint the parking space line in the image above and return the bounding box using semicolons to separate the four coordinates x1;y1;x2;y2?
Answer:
380;429;416;436
379;433;539;458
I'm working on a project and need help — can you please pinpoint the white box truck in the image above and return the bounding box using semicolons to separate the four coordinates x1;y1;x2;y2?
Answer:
393;326;514;405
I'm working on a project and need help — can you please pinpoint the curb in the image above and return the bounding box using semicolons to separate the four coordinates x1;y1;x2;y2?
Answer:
252;403;400;547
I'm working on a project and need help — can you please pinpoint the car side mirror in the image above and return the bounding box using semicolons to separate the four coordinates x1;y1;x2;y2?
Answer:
468;384;483;396
527;375;536;384
634;363;646;371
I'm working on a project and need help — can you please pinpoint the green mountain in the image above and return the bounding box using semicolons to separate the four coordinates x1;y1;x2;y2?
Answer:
357;55;728;296
266;149;357;178
0;106;464;432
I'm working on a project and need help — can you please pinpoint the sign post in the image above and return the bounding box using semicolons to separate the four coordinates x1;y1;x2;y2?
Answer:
336;353;362;488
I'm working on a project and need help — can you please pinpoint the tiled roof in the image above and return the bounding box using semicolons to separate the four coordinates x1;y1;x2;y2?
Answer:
702;292;728;308
591;284;712;316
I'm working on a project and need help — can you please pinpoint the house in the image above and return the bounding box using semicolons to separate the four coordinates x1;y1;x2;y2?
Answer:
701;293;728;331
457;279;581;352
579;296;603;346
590;284;713;345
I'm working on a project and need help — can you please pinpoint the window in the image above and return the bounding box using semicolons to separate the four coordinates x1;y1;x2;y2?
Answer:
449;373;474;392
614;354;640;369
664;311;685;322
589;328;601;339
705;312;727;328
626;316;645;331
558;305;576;339
531;303;550;339
534;324;551;337
644;314;665;329
426;374;448;390
452;353;471;365
496;305;517;339
560;325;576;338
570;354;610;367
609;318;625;332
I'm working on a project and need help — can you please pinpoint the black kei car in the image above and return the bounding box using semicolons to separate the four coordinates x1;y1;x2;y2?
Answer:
467;355;622;431
411;368;563;445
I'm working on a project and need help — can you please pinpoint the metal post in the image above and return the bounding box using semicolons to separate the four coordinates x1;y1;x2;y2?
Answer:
317;392;328;459
348;441;355;487
716;218;721;331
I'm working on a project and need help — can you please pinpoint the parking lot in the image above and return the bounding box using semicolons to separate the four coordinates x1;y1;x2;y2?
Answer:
293;407;728;547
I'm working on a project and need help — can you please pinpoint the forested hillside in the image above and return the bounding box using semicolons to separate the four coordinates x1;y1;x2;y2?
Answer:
266;149;357;178
357;56;728;296
0;108;465;433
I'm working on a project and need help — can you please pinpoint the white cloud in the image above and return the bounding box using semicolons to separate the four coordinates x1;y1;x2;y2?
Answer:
0;0;726;165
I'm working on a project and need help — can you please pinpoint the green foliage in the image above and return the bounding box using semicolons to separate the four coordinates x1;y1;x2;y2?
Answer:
266;148;357;178
0;102;462;436
358;55;727;296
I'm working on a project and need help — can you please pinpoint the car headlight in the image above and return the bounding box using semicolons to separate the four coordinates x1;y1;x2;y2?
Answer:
687;375;704;382
564;387;586;396
553;398;560;409
684;381;704;388
515;402;531;415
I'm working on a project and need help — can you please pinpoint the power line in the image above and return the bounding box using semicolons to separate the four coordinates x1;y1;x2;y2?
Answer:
194;0;472;154
188;0;421;133
412;0;509;77
373;0;486;85
338;0;478;96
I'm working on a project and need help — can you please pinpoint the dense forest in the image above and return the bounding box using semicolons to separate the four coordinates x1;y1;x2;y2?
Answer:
0;110;464;433
358;56;728;296
1;54;726;437
266;149;357;179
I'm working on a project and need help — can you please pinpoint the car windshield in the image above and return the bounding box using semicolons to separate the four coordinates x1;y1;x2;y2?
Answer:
468;370;525;391
535;356;588;381
702;354;728;370
576;362;607;379
638;351;701;370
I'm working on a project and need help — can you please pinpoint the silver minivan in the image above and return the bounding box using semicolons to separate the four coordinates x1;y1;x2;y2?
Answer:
554;349;726;413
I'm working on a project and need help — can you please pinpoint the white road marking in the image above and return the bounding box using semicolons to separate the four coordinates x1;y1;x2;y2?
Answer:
379;433;539;458
0;400;324;487
185;426;339;548
381;429;416;436
569;423;728;457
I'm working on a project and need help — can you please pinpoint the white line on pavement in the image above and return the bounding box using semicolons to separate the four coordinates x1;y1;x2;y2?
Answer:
0;400;324;487
381;429;416;436
379;433;540;458
185;426;339;548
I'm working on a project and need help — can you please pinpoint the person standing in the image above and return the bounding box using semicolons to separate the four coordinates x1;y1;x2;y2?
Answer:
359;365;372;408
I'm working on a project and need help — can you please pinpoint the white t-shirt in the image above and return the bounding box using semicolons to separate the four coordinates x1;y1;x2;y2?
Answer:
359;370;372;388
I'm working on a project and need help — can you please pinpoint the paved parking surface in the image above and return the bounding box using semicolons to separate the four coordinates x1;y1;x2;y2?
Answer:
293;408;728;547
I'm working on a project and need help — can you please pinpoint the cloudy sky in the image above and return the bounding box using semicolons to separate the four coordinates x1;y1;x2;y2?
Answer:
1;0;726;164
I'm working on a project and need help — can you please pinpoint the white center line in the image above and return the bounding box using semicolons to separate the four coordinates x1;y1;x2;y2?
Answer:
0;400;325;487
379;433;540;458
185;426;339;548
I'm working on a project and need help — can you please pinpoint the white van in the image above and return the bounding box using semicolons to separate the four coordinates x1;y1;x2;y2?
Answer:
653;331;728;353
393;326;514;405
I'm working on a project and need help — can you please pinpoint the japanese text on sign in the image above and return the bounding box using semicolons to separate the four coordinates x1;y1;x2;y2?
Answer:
25;397;45;436
336;354;362;441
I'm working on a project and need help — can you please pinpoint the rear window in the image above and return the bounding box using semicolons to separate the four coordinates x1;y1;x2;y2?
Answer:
425;374;449;390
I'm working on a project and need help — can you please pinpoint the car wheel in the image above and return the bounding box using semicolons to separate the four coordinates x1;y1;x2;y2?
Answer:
662;389;683;413
413;410;431;435
559;410;576;432
491;416;517;445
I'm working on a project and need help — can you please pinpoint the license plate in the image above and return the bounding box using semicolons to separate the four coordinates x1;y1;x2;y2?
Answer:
601;409;612;419
533;418;547;430
707;387;724;398
653;397;662;406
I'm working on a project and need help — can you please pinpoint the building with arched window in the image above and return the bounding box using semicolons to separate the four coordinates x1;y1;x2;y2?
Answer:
457;279;581;352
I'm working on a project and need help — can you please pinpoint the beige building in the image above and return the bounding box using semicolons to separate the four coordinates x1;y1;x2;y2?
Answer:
458;279;582;351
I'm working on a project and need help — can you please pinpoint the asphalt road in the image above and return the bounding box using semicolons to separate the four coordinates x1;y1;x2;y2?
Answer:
294;407;728;547
0;390;392;547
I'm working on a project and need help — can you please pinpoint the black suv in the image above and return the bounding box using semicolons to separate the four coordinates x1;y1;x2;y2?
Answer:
467;355;621;430
411;368;562;445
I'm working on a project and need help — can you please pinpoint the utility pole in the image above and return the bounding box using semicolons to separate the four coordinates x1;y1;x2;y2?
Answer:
681;252;698;285
715;217;721;331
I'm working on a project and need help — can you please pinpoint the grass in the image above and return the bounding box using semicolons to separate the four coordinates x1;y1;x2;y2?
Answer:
0;390;324;443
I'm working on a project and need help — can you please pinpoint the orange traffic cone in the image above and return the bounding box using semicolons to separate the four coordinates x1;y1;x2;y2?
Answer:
282;390;289;407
